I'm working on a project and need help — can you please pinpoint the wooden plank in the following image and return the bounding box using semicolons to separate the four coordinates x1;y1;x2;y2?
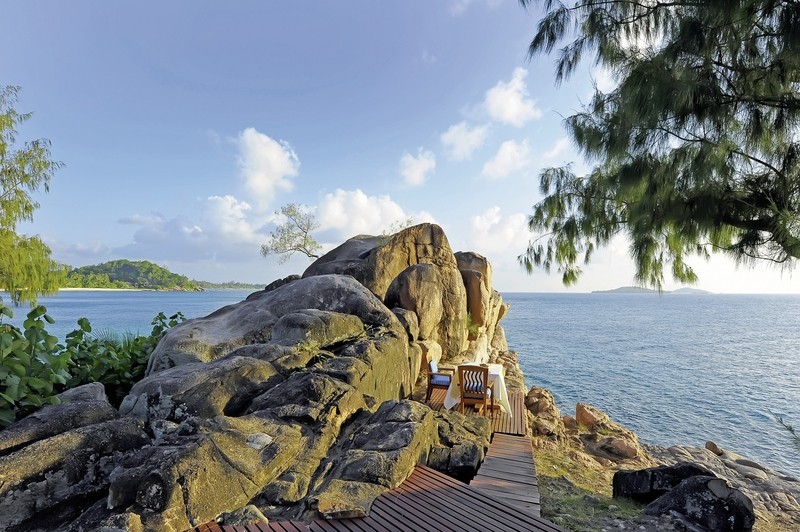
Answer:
470;433;546;519
406;466;556;531
369;496;428;532
388;476;485;530
479;460;537;476
470;477;539;495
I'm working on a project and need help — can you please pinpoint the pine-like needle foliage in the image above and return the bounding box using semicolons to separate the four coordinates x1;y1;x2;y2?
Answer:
519;0;800;289
0;86;66;304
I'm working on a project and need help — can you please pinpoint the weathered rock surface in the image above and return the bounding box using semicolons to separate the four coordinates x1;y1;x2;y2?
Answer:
526;395;800;530
0;224;516;530
643;476;756;531
525;386;565;441
427;409;492;481
0;382;117;456
147;274;401;373
0;417;150;530
613;462;716;503
303;223;469;360
647;443;800;528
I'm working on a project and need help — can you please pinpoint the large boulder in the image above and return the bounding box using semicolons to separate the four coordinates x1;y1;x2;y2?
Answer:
455;251;492;329
575;403;649;463
613;462;715;503
0;382;118;456
646;443;800;526
0;418;150;531
147;274;401;373
644;476;756;531
526;386;565;441
303;223;468;360
427;408;492;481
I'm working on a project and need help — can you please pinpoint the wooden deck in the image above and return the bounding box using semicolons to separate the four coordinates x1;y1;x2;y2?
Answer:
471;433;541;516
191;387;558;532
310;464;560;532
194;463;561;532
425;387;528;436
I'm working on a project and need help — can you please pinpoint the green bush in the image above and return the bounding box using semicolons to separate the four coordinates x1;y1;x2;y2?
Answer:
64;311;184;407
0;301;184;428
0;303;71;427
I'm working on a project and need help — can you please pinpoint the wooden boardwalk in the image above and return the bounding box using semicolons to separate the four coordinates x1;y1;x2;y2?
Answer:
191;387;559;532
471;433;541;516
425;387;528;436
194;464;560;532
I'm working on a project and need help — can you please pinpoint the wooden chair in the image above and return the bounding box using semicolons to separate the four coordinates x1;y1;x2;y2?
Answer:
457;365;494;417
425;359;454;402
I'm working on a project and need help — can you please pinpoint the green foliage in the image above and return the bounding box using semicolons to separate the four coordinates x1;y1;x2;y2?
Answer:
260;203;321;264
465;311;480;336
378;217;416;244
66;259;200;290
0;299;184;427
0;85;66;305
519;1;800;289
0;302;70;426
64;311;185;406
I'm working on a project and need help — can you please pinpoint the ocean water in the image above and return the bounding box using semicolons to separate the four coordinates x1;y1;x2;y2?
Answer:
503;292;800;476
0;290;256;340
2;289;798;475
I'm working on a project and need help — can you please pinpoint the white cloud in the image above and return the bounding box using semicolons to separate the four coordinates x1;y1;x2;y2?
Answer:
112;195;269;263
421;49;437;64
485;68;542;127
468;206;529;255
482;139;532;179
204;195;264;244
317;188;435;240
399;148;436;187
441;121;490;161
237;127;299;203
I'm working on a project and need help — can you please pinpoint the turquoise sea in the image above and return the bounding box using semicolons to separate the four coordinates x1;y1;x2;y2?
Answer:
2;289;798;476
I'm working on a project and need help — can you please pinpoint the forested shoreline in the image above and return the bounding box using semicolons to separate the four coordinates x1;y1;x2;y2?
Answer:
64;259;261;291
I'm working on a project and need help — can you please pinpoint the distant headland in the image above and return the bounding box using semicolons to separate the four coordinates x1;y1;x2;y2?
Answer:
592;286;712;294
64;259;262;291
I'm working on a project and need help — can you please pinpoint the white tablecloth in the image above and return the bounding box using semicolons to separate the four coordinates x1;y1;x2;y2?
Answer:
442;363;512;416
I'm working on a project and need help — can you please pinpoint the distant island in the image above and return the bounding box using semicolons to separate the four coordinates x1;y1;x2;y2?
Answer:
592;286;712;294
64;260;263;291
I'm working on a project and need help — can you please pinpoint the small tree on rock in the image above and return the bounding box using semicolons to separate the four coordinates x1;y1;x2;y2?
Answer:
260;203;321;264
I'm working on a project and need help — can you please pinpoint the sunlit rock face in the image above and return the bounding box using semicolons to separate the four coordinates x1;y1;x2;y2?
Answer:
0;224;513;531
304;223;469;360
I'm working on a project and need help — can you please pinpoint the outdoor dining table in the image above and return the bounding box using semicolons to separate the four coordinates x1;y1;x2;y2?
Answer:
442;363;512;416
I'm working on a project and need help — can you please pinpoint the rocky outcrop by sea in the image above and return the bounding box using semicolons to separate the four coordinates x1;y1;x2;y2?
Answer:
525;385;800;530
0;224;510;531
0;223;795;531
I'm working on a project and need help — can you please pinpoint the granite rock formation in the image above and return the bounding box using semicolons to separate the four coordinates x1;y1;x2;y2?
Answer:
0;224;511;531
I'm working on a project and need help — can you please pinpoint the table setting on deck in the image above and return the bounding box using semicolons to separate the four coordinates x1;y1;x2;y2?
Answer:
442;362;512;416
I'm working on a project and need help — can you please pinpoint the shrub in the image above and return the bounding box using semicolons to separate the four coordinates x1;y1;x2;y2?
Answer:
63;311;185;407
0;301;184;427
0;303;70;427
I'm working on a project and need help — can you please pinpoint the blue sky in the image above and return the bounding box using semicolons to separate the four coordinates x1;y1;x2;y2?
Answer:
3;1;799;293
